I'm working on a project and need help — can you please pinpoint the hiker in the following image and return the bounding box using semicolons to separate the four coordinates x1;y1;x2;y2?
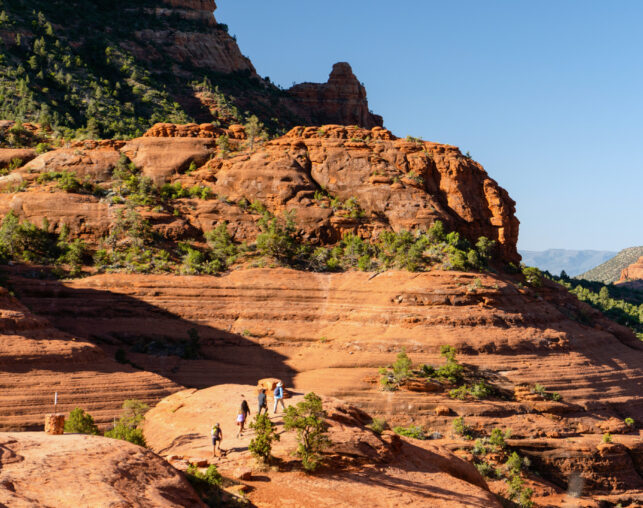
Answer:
211;423;222;457
235;409;246;437
258;388;268;415
241;396;250;420
273;381;285;414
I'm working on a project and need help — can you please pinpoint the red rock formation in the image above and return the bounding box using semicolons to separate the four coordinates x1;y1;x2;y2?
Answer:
0;285;180;430
618;256;643;289
143;384;500;507
13;269;642;501
0;433;204;506
4;124;520;261
285;63;383;128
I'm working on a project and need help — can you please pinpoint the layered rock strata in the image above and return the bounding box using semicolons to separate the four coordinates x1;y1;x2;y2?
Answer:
0;286;180;430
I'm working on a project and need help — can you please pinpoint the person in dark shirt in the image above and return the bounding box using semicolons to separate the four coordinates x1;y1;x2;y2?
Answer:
257;388;268;415
241;397;250;420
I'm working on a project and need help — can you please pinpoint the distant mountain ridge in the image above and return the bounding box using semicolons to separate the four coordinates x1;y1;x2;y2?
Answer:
579;246;643;284
519;249;616;277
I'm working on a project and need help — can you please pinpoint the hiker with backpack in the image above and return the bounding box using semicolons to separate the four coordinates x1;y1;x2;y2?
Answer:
211;423;222;457
273;381;285;414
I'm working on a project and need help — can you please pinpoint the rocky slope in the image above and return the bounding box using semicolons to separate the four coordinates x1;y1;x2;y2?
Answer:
0;432;204;506
143;384;501;508
0;1;381;137
578;246;643;283
9;269;642;503
0;284;181;430
0;123;519;263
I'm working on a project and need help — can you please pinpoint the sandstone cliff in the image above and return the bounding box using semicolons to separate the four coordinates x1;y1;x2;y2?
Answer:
9;269;642;503
0;285;181;430
0;124;520;263
618;256;643;289
285;63;383;128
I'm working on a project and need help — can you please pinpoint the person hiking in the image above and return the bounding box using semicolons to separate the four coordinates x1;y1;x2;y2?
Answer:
273;381;285;414
241;397;250;421
258;388;268;415
211;423;222;457
235;409;246;437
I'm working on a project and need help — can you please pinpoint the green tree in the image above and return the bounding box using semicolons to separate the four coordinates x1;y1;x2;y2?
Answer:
244;115;264;152
283;392;331;471
104;399;149;447
64;408;99;435
249;413;280;464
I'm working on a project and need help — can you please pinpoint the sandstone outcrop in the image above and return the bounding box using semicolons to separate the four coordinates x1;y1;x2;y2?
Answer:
144;384;500;507
0;285;180;429
11;268;641;502
0;432;204;506
285;62;383;128
0;124;521;262
618;255;643;289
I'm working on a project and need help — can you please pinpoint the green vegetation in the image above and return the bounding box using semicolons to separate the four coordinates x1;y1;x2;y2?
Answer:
104;399;148;447
283;392;331;472
37;170;100;195
159;182;213;201
185;464;224;505
379;348;413;391
393;425;425;440
532;383;562;401
368;418;387;434
521;266;543;287
248;413;280;464
452;417;473;439
64;407;99;435
579;246;643;283
546;271;643;340
602;432;612;444
625;417;635;428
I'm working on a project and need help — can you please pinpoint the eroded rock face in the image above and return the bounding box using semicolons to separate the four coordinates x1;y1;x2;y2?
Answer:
618;256;643;289
143;384;499;507
0;432;204;507
0;286;180;430
12;269;642;500
211;124;520;261
285;63;383;128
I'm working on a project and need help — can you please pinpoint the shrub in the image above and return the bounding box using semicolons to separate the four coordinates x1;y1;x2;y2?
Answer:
204;222;238;271
435;345;463;383
64;408;99;435
625;417;635;428
283;392;330;471
469;380;494;399
507;474;534;508
368;418;387;434
522;266;543;287
104;399;149;447
186;464;223;490
602;432;612;443
489;428;510;450
475;461;495;477
505;451;529;475
379;348;413;391
256;211;297;262
472;439;487;456
452;417;472;439
249;413;280;463
104;423;146;447
393;425;425;440
449;385;468;400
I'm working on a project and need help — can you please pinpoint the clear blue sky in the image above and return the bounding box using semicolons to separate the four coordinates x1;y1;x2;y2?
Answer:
217;1;642;252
